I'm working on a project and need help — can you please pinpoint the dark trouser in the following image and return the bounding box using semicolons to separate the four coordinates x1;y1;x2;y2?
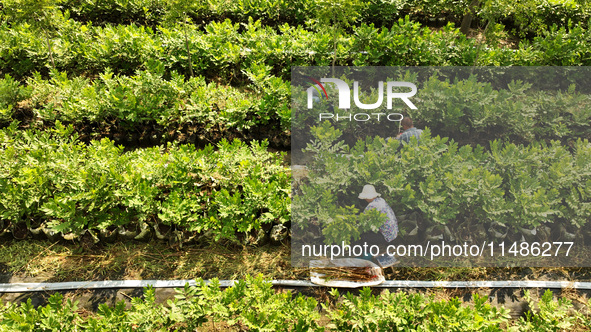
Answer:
353;232;393;256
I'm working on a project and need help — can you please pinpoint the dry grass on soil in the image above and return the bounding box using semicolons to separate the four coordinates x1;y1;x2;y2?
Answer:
2;239;591;284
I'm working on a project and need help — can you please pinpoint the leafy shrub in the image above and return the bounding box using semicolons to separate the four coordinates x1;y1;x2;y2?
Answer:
0;74;31;121
326;288;510;331
1;293;80;332
515;289;576;331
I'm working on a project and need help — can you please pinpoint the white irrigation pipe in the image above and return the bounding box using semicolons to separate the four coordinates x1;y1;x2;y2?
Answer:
2;279;591;293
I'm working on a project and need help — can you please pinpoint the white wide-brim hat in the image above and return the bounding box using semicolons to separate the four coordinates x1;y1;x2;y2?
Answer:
358;185;381;199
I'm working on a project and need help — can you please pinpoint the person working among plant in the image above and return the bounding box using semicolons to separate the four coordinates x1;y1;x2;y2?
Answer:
358;184;399;267
396;116;422;143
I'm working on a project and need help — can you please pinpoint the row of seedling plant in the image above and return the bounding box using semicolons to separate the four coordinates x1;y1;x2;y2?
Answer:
1;275;586;331
293;69;591;148
0;122;290;244
0;64;290;144
7;0;590;39
3;67;591;148
2;13;591;81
